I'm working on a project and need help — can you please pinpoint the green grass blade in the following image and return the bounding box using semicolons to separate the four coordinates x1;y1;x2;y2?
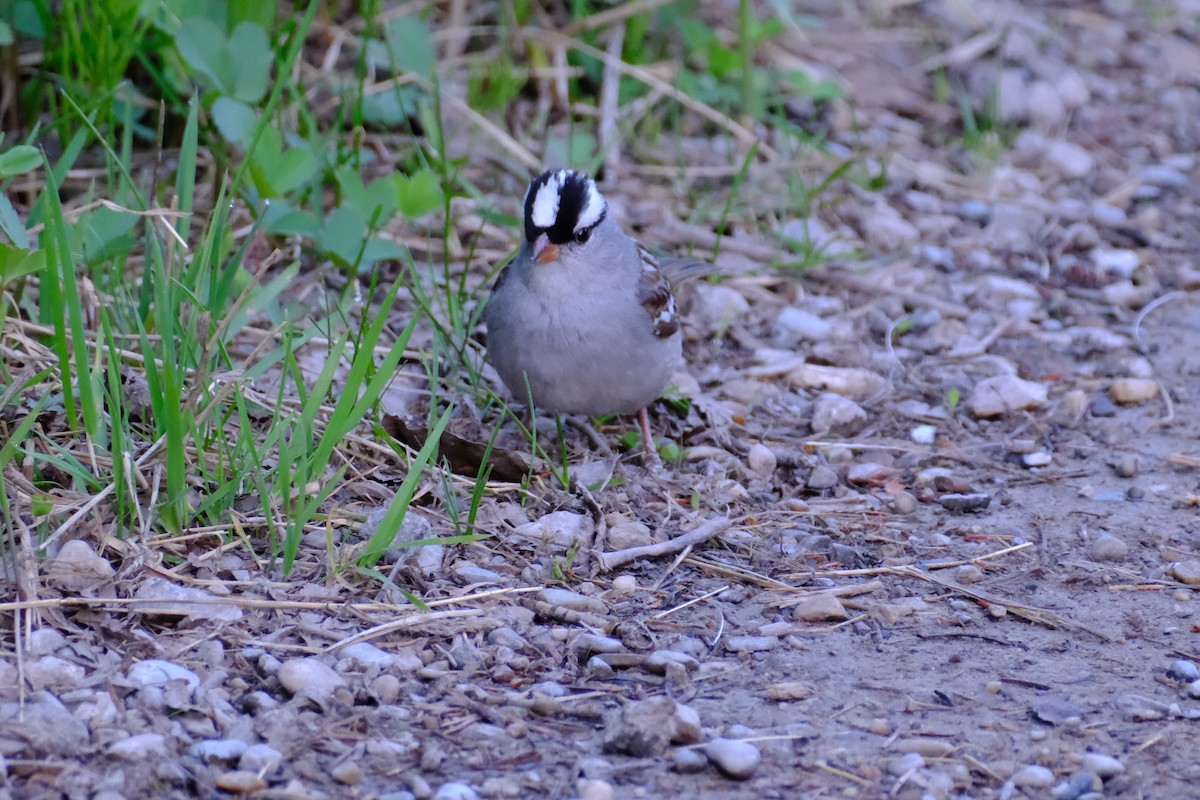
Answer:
308;283;419;473
359;404;452;567
40;150;103;445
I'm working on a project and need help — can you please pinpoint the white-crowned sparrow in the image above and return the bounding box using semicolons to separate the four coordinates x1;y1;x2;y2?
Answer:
485;169;682;458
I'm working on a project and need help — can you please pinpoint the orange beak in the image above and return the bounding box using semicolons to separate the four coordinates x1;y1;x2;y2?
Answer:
532;233;560;264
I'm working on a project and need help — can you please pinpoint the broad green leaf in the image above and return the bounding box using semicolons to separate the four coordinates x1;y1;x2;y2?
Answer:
338;168;398;222
0;194;29;248
317;205;406;271
393;170;443;219
0;20;12;45
230;2;274;31
229;22;272;103
361;86;421;127
317;204;368;268
260;200;320;236
13;0;46;39
0;145;41;178
707;44;740;78
211;96;256;147
272;147;319;195
364;177;398;222
384;16;435;79
69;208;139;265
157;0;227;33
0;242;44;282
359;236;406;267
678;18;715;51
334;165;368;211
246;126;284;196
175;16;234;94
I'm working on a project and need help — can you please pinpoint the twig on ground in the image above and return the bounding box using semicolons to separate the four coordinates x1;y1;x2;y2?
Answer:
768;579;886;609
598;23;624;178
652;584;729;620
563;0;679;35
597;517;732;572
325;607;498;652
1158;381;1175;424
1132;290;1188;341
890;564;1107;639
534;29;777;160
817;269;970;319
407;73;540;171
947;315;1019;359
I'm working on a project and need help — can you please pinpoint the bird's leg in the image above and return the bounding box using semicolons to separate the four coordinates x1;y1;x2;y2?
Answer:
638;407;662;469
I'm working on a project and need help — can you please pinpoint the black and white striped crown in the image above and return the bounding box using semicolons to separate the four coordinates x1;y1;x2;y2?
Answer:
522;169;608;245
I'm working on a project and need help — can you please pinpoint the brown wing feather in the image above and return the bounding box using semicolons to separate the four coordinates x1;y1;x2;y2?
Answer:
636;245;679;338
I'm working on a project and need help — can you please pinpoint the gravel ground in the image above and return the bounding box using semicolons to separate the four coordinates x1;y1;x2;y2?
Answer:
5;1;1200;799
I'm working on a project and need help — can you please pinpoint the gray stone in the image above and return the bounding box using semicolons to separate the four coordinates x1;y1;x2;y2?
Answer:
746;443;777;476
1011;764;1055;787
134;577;243;622
1045;140;1095;179
538;588;606;613
937;493;992;513
704;738;761;780
277;657;345;702
127;659;200;709
1167;660;1199;682
791;593;848;622
191;738;248;762
723;636;778;652
968;374;1047;418
692;284;750;335
45;539;115;591
515;511;594;550
645;651;700;675
572;633;624;657
806;465;839;490
893;491;918;514
109;733;167;760
487;627;529;650
887;752;924;776
776;308;831;343
339;642;395;667
25;655;85;692
1080;753;1123;778
2;691;89;755
434;782;480;800
1170;561;1200;585
26;628;67;656
1092;248;1140;277
673;747;709;773
603;697;698;757
1088;535;1128;562
454;564;506;584
982;203;1045;251
810;392;868;435
1028;80;1066;131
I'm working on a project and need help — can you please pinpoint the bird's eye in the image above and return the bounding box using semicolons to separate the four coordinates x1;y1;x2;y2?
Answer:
574;228;591;244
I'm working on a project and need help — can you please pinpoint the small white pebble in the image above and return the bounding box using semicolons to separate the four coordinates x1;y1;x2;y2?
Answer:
746;443;777;476
1022;452;1053;468
610;575;638;594
1011;764;1055;787
911;424;937;444
1080;753;1124;778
